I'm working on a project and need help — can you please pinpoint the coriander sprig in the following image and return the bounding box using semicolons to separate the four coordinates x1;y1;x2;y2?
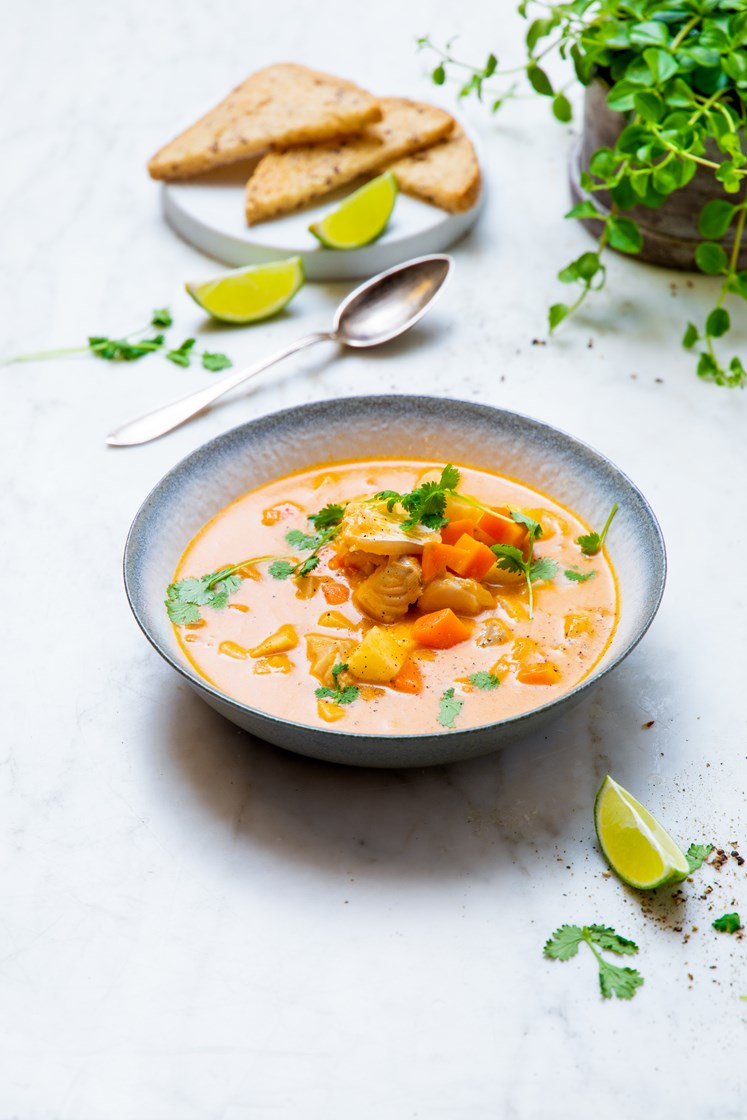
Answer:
376;465;513;533
576;503;618;557
315;662;359;707
491;511;558;619
270;506;347;580
544;924;644;1000
3;308;232;372
165;555;276;623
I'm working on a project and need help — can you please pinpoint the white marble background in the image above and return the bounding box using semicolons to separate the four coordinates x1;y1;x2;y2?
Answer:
1;0;745;1116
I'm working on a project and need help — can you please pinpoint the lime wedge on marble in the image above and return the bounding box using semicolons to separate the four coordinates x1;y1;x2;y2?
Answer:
186;258;305;323
309;172;398;249
594;775;690;890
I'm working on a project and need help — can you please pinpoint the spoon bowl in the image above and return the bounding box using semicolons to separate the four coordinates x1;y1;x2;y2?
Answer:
106;254;453;447
334;254;452;347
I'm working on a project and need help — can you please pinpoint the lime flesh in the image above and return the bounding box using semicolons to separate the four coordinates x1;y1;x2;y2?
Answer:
309;171;398;249
186;257;304;323
594;775;690;890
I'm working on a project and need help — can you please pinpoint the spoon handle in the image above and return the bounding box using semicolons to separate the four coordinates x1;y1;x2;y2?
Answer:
106;331;333;447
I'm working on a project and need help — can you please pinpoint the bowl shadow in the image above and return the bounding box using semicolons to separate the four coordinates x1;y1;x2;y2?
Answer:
150;658;650;883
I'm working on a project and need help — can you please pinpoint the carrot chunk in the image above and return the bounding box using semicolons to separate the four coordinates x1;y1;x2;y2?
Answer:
393;657;423;694
441;518;476;546
422;542;471;582
477;508;529;550
411;608;471;649
322;580;350;604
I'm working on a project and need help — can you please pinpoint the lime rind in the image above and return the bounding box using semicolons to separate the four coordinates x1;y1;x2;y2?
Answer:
186;257;305;323
594;775;690;890
309;171;398;250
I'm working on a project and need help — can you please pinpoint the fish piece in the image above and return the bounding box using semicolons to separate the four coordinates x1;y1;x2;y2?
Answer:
337;500;439;557
354;556;422;624
417;574;494;616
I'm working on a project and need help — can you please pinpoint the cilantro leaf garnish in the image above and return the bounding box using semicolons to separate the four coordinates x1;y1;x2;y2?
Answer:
202;351;232;371
437;687;463;729
269;560;296;581
576;503;618;556
89;333;166;361
685;842;713;873
308;503;347;530
5;307;232;371
376;464;461;531
275;517;344;580
166;338;196;367
713;912;742;934
491;512;558;619
544;924;643;1000
469;671;500;690
165;566;243;623
286;529;321;551
565;567;596;583
315;662;360;706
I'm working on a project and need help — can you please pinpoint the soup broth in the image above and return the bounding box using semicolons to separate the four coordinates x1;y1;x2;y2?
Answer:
169;459;619;735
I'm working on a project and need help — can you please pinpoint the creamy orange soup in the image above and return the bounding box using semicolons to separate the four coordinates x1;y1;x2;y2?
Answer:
168;459;618;734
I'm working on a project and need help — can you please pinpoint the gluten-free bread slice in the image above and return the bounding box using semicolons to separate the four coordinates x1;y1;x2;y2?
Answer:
389;123;481;212
148;63;382;181
244;98;454;224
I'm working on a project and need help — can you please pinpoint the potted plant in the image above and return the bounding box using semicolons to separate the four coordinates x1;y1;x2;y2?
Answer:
419;0;747;387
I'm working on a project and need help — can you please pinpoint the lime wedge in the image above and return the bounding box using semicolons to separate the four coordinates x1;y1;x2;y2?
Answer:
186;257;304;323
309;171;398;249
594;775;690;889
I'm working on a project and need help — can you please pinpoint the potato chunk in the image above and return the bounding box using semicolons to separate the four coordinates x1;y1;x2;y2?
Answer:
306;634;359;687
347;626;412;684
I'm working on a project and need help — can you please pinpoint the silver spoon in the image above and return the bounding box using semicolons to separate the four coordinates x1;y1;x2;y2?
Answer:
106;253;453;447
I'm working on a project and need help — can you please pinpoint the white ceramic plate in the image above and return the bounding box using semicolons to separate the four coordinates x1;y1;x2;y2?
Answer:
161;123;484;281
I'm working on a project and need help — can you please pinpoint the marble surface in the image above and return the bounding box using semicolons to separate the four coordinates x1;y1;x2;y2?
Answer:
2;0;745;1116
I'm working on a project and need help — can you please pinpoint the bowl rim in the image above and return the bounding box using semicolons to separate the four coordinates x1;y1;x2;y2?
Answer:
123;394;667;744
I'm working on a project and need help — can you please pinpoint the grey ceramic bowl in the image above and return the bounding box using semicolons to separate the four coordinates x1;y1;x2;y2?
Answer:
124;396;666;768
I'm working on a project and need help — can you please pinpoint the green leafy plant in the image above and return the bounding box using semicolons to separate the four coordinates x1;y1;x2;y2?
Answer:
685;841;713;871
419;1;747;388
544;923;644;999
165;556;276;623
469;670;501;689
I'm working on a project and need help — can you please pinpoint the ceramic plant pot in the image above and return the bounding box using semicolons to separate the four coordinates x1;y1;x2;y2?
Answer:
569;79;747;271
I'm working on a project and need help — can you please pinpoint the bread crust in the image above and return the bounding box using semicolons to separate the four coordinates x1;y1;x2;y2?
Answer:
148;63;382;181
244;98;454;224
389;124;481;213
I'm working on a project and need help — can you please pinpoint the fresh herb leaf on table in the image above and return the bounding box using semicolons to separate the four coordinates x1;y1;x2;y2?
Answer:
685;842;713;874
3;307;233;371
438;687;463;729
713;913;742;934
315;662;359;707
491;511;558;619
544;924;644;1000
576;504;618;557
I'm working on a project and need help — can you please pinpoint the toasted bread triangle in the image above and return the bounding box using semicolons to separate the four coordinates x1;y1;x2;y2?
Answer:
389;124;481;213
244;98;455;224
148;63;381;181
